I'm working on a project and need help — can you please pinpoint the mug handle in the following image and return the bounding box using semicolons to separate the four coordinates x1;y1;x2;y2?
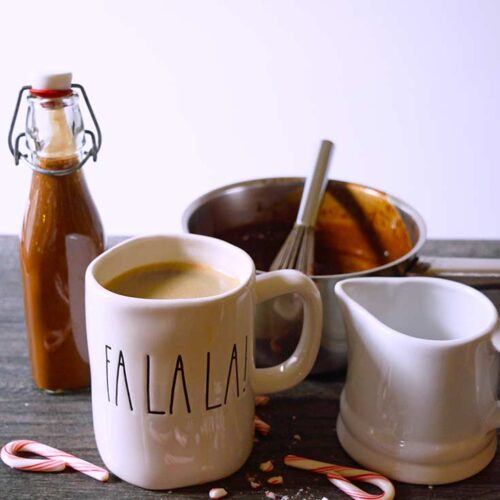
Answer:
252;269;322;394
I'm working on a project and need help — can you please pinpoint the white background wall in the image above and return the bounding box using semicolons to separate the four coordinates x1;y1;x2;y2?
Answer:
1;0;499;239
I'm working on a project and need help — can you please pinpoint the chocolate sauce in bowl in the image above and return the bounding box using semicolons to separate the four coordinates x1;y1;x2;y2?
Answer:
214;184;413;276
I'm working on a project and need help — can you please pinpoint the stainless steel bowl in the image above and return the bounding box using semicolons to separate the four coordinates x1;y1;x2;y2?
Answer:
183;177;500;373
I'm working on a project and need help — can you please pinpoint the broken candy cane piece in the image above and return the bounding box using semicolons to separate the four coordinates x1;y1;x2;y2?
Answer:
284;454;395;500
254;416;271;435
1;440;108;482
209;487;228;498
259;460;274;472
246;474;261;488
255;395;270;406
267;475;284;485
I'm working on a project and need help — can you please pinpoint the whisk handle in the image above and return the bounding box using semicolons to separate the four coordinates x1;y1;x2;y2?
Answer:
297;140;334;226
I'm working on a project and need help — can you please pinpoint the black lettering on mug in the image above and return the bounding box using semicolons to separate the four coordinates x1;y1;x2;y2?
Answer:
103;340;249;414
105;345;111;402
205;352;222;411
224;343;240;404
169;355;191;414
115;350;133;411
146;355;166;415
243;335;248;392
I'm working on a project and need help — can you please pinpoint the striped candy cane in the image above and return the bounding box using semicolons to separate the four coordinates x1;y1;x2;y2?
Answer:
284;454;395;500
1;440;109;482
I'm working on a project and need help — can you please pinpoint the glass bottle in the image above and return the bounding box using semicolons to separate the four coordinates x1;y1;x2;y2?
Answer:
10;73;105;392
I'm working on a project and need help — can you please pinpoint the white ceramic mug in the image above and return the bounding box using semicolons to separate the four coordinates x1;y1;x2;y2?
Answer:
85;234;322;489
335;276;500;485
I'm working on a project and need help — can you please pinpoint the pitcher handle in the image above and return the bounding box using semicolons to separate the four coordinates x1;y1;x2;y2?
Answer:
252;270;322;394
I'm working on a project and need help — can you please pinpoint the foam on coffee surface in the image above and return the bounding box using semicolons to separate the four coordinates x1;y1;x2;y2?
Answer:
104;261;239;299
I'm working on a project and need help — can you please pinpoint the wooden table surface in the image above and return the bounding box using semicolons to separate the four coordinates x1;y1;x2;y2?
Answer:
1;235;500;500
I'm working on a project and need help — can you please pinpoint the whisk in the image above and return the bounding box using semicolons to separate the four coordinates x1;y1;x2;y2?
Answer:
269;140;333;274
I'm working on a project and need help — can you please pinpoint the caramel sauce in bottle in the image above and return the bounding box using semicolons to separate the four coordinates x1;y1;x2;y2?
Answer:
20;157;104;391
18;77;104;392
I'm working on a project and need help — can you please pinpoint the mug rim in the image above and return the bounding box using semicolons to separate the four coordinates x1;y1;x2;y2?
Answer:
86;233;255;306
335;276;498;346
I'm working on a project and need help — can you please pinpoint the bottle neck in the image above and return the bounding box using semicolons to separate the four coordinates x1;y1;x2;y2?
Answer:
25;93;86;175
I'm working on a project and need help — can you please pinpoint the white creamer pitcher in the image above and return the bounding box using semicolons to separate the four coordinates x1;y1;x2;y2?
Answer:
335;277;500;485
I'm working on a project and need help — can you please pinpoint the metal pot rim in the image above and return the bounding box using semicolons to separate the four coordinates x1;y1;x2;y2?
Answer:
182;176;428;280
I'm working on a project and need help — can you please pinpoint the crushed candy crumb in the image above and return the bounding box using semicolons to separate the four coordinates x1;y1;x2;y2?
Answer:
267;475;284;485
255;395;270;406
254;415;271;435
208;487;228;499
259;460;274;472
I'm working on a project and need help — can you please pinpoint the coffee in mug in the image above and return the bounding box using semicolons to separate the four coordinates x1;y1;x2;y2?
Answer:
104;261;239;299
86;234;322;490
